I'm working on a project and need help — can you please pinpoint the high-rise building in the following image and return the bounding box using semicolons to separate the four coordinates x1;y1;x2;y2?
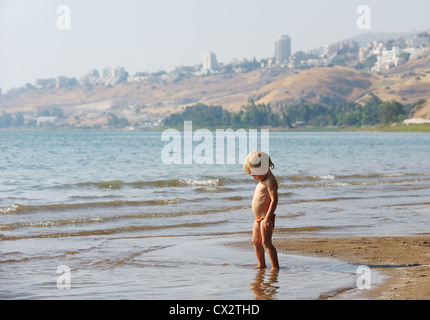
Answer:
202;52;219;71
98;66;127;85
274;35;291;64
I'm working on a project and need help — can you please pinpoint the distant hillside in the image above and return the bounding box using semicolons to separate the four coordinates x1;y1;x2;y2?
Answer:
345;31;418;47
0;55;429;128
251;66;373;108
371;55;430;119
0;68;289;127
248;57;430;118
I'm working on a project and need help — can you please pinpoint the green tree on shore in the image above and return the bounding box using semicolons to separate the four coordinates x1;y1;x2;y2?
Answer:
162;95;413;128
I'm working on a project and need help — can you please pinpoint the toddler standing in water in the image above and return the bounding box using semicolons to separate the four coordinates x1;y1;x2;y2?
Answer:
244;151;279;270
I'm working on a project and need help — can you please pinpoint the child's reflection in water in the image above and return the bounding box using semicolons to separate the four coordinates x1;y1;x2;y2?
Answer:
249;268;280;300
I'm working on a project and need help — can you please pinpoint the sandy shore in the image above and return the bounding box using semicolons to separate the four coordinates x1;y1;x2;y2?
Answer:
271;236;430;300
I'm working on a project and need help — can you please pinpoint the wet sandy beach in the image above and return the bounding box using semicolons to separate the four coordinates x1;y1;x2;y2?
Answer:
272;236;430;299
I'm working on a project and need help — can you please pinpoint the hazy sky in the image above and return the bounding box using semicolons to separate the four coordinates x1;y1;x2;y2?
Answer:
1;0;429;92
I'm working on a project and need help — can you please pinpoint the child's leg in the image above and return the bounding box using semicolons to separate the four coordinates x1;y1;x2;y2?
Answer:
261;220;279;269
252;221;266;268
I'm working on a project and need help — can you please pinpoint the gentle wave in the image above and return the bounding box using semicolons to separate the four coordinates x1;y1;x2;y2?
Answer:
76;178;222;189
0;204;19;214
288;174;336;182
31;177;256;192
289;197;361;204
33;172;430;191
280;177;430;189
23;178;226;191
285;172;424;182
0;205;247;231
3;173;428;214
274;226;341;233
0;199;183;215
0;220;229;241
0;217;104;230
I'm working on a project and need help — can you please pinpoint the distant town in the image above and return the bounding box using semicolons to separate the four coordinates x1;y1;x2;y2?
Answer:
0;31;429;129
2;32;429;95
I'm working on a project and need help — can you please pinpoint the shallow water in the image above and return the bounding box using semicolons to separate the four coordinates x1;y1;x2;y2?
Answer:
0;236;385;300
1;131;429;299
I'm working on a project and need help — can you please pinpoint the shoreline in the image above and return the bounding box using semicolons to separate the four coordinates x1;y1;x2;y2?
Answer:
232;235;430;299
1;123;430;133
272;235;430;300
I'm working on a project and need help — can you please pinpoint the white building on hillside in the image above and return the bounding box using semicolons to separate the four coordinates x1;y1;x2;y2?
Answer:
274;35;291;65
407;34;430;48
371;46;401;72
202;52;219;73
99;66;127;85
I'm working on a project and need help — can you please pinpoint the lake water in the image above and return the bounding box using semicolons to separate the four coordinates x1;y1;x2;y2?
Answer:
1;130;429;299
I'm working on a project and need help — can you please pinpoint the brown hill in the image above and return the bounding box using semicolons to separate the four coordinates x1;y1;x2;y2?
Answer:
372;55;430;119
0;69;288;126
251;66;374;108
1;56;429;126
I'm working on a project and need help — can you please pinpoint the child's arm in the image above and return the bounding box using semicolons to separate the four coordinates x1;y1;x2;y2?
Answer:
263;178;278;227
